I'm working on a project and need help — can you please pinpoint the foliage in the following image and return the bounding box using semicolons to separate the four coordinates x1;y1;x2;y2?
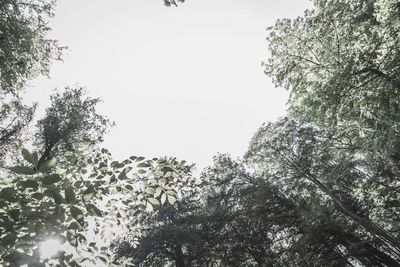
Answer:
0;98;36;166
264;0;400;163
246;118;400;265
163;0;185;7
0;147;196;266
115;1;400;266
0;0;192;266
0;0;62;94
34;87;113;170
0;84;113;265
113;159;203;266
262;0;400;263
0;82;196;266
1;0;400;266
0;0;63;166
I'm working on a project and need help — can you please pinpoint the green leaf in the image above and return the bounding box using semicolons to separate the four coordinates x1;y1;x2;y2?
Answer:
145;202;153;212
1;234;16;246
137;162;149;168
167;195;176;205
66;231;77;246
65;188;77;204
118;171;127;180
111;161;125;169
42;174;62;185
39;158;57;172
68;221;83;230
136;156;145;161
9;166;36;175
77;233;87;243
31;192;43;200
123;159;132;164
148;197;159;206
109;175;117;185
96;256;108;264
20;179;39;189
154;187;163;198
0;187;17;201
161;193;166;205
166;190;176;196
21;148;38;166
70;205;85;226
86;204;102;217
44;189;64;205
145;188;155;194
82;187;96;203
158;178;166;186
9;209;20;221
125;184;133;190
53;205;66;222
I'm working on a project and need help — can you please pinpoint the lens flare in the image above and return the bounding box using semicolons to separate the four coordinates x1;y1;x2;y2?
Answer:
39;239;62;259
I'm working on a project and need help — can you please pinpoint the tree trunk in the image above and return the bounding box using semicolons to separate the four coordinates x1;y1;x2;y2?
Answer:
338;231;400;266
36;142;54;170
306;172;400;258
174;245;186;267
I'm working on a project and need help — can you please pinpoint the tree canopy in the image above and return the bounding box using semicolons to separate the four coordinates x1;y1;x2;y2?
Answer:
115;0;400;266
1;0;400;266
0;0;62;94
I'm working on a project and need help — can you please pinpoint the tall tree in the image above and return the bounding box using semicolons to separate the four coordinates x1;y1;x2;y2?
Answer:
34;87;112;170
264;0;400;262
0;87;112;265
116;153;399;266
0;0;62;165
265;0;400;163
0;91;195;265
0;0;62;94
246;118;400;264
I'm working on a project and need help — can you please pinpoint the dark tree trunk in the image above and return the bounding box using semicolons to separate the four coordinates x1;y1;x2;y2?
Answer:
174;245;186;267
330;227;400;266
36;142;55;170
305;171;400;257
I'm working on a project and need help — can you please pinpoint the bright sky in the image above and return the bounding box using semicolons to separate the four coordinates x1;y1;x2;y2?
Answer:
27;0;312;171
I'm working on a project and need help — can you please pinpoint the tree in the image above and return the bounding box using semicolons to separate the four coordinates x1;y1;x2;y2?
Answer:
264;0;400;262
245;117;400;265
0;87;112;265
0;0;193;265
265;0;400;165
1;148;195;266
116;154;363;266
0;99;36;166
0;0;62;94
200;154;393;266
112;158;206;267
0;0;63;166
0;86;196;266
34;87;112;170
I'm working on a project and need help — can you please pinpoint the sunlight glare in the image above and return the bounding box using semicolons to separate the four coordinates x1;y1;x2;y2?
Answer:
39;239;63;259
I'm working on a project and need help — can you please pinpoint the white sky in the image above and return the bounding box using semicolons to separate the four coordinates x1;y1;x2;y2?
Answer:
27;0;312;171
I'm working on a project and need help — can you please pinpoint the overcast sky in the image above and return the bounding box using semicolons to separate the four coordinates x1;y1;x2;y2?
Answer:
27;0;312;171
